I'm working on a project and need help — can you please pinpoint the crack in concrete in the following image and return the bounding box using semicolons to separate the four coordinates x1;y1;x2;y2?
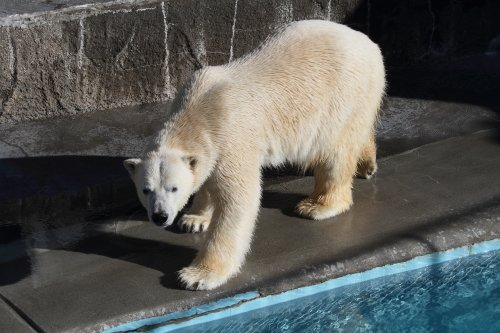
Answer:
229;0;239;62
161;1;175;99
8;28;15;76
136;7;156;12
0;137;29;157
195;23;207;66
48;72;65;111
0;293;44;333
173;27;203;70
1;27;18;117
77;18;85;70
115;23;138;69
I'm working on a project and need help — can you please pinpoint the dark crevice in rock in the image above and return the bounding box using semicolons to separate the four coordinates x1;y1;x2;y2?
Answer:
48;72;65;112
114;22;138;70
0;293;44;333
171;26;203;71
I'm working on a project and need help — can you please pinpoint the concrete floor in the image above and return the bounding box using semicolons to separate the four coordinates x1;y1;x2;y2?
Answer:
0;129;499;332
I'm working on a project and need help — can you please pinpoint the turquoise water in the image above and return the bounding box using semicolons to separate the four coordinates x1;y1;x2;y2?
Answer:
173;250;500;332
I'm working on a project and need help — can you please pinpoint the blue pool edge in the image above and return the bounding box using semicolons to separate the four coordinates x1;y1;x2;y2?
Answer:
103;238;500;333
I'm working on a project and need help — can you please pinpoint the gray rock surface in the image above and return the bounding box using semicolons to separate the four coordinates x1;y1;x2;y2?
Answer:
0;0;364;123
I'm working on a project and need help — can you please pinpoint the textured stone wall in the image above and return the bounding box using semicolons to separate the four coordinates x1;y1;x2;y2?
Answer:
0;0;366;123
0;0;498;123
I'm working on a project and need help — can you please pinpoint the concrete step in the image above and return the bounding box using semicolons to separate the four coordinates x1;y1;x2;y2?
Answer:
0;129;498;332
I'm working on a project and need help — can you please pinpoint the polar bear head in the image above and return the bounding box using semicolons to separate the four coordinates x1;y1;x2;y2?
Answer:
123;150;197;227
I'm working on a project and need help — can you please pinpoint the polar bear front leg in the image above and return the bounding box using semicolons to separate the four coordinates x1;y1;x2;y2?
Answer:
296;151;357;220
178;158;261;290
179;185;213;233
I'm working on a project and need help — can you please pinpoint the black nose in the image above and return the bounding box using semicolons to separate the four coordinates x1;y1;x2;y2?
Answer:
152;212;168;226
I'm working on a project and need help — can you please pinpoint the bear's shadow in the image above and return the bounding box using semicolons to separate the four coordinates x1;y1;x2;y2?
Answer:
261;190;308;218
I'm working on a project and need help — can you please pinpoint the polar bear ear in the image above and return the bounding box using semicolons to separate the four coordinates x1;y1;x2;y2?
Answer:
182;155;197;170
123;158;141;176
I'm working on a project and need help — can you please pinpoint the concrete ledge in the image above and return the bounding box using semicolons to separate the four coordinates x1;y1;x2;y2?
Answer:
0;130;498;332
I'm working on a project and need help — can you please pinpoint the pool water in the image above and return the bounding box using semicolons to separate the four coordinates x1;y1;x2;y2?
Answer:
173;250;500;333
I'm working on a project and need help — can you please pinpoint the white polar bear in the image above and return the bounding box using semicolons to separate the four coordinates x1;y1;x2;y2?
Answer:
124;20;385;290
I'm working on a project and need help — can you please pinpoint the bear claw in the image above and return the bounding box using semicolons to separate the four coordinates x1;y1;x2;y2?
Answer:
178;214;210;233
356;160;378;179
295;198;351;220
178;265;229;290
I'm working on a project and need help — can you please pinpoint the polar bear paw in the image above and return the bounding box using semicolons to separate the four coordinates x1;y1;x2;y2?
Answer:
178;214;210;233
295;198;352;220
356;159;378;179
178;265;231;290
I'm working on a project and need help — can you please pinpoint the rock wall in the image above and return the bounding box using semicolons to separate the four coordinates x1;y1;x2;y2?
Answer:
0;0;498;123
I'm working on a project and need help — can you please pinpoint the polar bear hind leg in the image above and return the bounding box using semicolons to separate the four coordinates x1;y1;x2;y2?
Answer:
295;146;358;220
356;134;378;180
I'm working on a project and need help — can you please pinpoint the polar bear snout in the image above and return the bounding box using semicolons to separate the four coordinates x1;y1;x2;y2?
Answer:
151;211;169;226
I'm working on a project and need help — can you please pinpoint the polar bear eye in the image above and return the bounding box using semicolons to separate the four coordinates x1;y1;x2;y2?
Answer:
172;187;178;193
142;188;151;195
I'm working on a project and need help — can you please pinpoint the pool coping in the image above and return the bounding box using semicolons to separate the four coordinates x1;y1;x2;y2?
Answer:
104;238;500;333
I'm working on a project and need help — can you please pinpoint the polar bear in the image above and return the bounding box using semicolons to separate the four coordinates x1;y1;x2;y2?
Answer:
124;20;385;290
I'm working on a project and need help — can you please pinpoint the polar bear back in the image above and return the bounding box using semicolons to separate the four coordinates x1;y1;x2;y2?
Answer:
165;20;385;169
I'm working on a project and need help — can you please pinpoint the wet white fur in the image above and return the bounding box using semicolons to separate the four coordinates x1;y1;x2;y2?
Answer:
124;20;385;290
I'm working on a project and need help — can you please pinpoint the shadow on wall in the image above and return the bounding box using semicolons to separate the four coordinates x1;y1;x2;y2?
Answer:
386;54;500;114
347;0;500;66
346;0;500;113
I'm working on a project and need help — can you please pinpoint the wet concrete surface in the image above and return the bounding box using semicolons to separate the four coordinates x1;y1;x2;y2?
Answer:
0;297;36;333
0;130;499;332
